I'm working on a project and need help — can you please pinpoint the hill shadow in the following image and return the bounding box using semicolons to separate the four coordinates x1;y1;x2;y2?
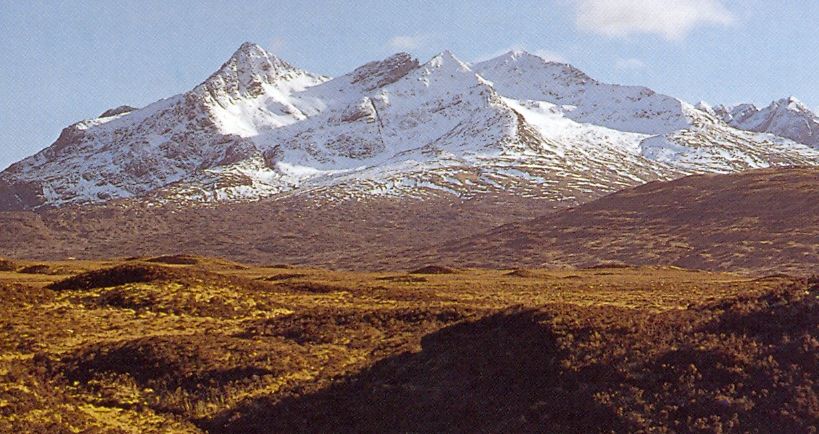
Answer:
208;309;626;433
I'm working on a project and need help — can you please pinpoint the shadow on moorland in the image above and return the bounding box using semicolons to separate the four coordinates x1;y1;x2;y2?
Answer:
208;309;625;434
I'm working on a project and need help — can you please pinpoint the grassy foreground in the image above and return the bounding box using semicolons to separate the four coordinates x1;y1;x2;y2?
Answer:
0;255;816;433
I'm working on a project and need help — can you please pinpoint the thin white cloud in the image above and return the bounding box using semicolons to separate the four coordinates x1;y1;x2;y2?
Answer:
387;35;429;51
267;37;286;53
615;57;646;70
574;0;735;41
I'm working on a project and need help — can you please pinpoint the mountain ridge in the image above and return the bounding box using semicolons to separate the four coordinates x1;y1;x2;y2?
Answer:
700;97;819;149
1;42;817;210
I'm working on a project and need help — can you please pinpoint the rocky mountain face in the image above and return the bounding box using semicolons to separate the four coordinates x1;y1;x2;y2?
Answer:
1;43;818;210
699;97;819;150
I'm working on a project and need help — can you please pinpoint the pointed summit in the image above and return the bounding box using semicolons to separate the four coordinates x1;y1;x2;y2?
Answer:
500;49;539;62
473;50;590;85
234;41;269;56
426;50;471;71
478;49;561;66
406;50;488;89
772;96;811;113
196;42;326;104
497;49;564;64
224;41;294;75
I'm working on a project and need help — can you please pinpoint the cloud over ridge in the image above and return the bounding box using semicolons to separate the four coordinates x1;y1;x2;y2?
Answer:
574;0;734;40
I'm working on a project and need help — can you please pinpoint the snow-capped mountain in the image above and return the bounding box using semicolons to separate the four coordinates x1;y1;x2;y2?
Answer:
1;43;818;210
701;97;819;150
473;51;818;173
0;42;328;210
472;50;696;135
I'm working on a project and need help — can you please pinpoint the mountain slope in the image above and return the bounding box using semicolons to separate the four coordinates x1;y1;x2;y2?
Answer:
0;193;553;268
2;168;816;274
1;43;818;211
419;167;819;274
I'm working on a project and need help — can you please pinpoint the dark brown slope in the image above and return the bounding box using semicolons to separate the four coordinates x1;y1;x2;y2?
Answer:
0;194;554;269
2;168;816;274
420;167;819;274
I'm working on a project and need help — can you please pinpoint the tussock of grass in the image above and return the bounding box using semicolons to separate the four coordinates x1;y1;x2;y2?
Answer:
0;282;55;305
258;273;308;281
273;281;349;294
17;264;62;275
240;307;474;346
48;264;265;292
376;275;428;283
410;265;459;274
505;269;539;278
144;254;250;270
0;258;18;272
48;264;182;290
586;261;631;269
146;254;201;265
260;264;294;269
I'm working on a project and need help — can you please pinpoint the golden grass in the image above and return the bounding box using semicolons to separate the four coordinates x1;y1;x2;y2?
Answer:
0;257;814;432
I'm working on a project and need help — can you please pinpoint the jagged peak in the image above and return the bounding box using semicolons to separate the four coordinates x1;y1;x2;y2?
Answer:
99;105;138;118
426;50;471;72
499;49;548;63
234;41;268;56
218;41;298;78
381;52;415;64
476;49;557;66
348;52;420;90
732;102;759;113
776;95;802;104
473;50;590;82
771;96;811;113
721;97;814;119
405;51;493;91
195;42;325;102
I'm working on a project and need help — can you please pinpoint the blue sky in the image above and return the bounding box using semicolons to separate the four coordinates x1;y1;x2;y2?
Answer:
1;0;817;170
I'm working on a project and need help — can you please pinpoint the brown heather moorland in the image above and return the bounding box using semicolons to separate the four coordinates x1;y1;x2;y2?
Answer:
0;256;816;433
421;167;819;275
0;168;816;276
